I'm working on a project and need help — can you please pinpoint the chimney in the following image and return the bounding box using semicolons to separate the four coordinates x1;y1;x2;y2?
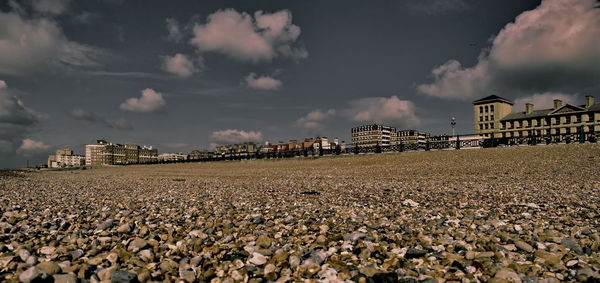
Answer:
525;103;533;115
553;99;562;110
585;95;594;108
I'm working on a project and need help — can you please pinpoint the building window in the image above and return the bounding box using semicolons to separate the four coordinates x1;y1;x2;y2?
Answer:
576;115;581;123
485;116;488;121
565;116;571;124
479;106;483;113
490;105;494;112
490;123;494;129
485;105;489;112
566;127;571;134
485;124;489;130
479;116;483;122
479;124;483;130
490;115;494;120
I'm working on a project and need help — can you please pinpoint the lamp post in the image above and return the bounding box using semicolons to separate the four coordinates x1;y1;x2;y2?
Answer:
451;117;456;137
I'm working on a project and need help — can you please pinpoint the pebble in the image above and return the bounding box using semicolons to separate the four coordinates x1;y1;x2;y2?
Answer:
53;274;78;283
98;266;117;281
515;241;535;253
39;246;56;255
128;238;147;252
343;231;366;241
256;235;272;248
19;266;49;283
402;199;419;207
494;268;522;282
405;248;427;259
560;238;583;255
18;249;30;262
106;252;119;264
248;252;267;265
36;261;61;275
111;270;138;283
96;219;114;232
117;223;131;233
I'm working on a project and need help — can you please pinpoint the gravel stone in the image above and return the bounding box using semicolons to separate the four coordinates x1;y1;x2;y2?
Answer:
53;274;78;283
19;266;49;283
111;270;138;283
515;240;535;253
36;261;61;275
248;252;267;265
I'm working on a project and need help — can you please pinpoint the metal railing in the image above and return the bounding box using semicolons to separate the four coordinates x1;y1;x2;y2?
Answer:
120;131;597;166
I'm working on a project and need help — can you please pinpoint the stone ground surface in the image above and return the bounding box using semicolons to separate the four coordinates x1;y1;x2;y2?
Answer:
0;144;599;283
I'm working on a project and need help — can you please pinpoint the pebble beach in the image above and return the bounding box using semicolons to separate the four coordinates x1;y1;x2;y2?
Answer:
1;144;599;282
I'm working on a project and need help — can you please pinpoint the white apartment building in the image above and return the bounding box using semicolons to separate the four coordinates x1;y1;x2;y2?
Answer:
351;124;398;148
48;149;85;168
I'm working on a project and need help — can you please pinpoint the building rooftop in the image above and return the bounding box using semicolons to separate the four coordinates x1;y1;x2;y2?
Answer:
472;95;514;105
501;102;600;121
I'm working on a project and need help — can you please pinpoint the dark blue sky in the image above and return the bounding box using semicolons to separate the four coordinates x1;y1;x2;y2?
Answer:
2;0;599;168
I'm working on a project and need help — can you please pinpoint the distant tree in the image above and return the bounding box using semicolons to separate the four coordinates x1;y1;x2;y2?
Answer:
354;145;359;155
318;143;323;156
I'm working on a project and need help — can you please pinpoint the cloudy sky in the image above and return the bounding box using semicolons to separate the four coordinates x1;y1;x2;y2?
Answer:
1;0;599;168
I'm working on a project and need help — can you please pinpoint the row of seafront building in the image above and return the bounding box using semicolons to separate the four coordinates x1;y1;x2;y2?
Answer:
48;140;158;168
473;95;599;141
186;137;347;160
350;94;600;151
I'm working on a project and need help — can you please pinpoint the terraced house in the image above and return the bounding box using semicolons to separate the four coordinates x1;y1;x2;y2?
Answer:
473;95;600;141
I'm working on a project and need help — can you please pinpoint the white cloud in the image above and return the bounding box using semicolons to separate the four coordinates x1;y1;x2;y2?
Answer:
513;92;580;112
418;0;600;100
210;129;263;144
344;96;420;127
70;108;133;130
162;53;200;78
190;9;307;62
295;109;336;129
417;60;491;100
244;73;282;90
120;88;166;112
0;10;101;74
17;138;50;154
27;0;71;15
165;18;183;42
